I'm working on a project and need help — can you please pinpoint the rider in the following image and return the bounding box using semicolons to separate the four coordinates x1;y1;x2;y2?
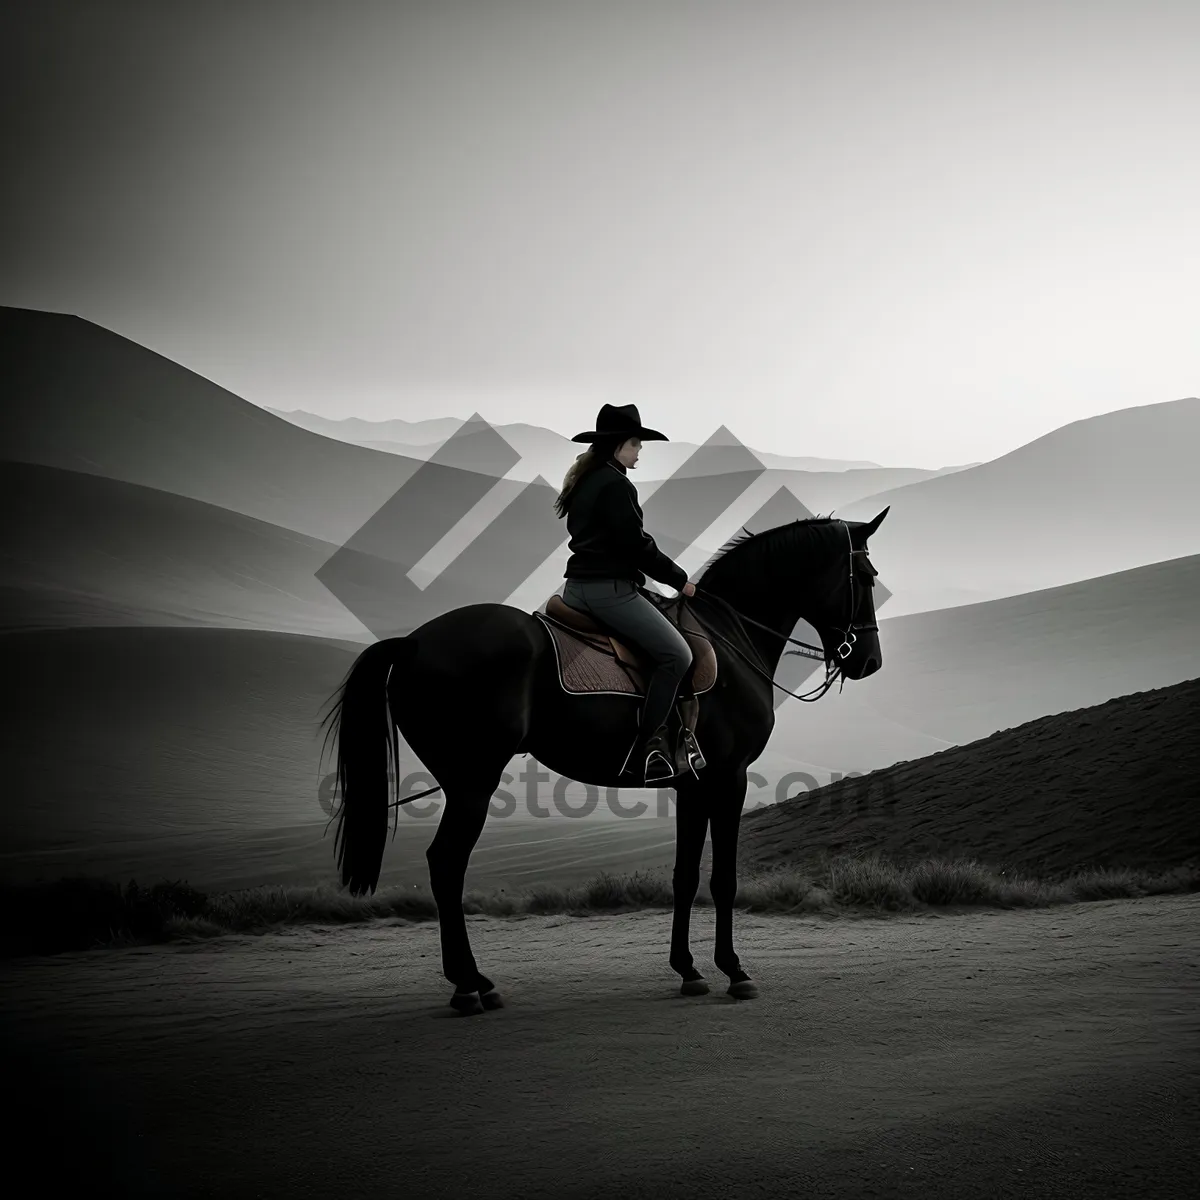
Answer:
554;403;701;785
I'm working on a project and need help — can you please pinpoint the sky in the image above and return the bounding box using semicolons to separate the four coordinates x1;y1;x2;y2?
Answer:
3;0;1198;468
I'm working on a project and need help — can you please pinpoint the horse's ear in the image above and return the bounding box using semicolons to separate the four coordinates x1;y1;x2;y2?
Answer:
858;506;889;540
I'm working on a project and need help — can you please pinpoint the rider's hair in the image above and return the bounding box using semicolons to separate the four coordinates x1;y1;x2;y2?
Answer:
553;434;624;519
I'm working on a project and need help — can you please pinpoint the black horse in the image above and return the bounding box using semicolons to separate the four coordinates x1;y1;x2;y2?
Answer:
321;508;888;1013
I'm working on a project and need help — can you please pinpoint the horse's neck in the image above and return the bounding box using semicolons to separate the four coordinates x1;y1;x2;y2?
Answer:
701;580;812;678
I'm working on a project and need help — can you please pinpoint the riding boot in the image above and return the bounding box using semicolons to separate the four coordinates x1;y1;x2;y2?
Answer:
620;671;685;785
673;694;706;776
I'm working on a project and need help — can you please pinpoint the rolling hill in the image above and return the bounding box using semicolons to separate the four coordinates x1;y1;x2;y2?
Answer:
839;397;1200;615
740;675;1200;877
0;461;369;639
1;306;421;543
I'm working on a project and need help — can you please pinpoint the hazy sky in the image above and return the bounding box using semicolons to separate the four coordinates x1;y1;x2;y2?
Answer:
3;0;1197;467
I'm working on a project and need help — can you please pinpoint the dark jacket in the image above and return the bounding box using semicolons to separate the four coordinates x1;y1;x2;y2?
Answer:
563;460;689;590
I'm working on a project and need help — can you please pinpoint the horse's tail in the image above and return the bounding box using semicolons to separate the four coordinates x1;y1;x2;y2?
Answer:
318;636;418;896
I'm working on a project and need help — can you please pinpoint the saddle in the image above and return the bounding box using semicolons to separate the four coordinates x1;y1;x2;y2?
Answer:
534;593;717;697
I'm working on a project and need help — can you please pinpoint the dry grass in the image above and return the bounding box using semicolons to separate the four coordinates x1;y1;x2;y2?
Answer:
3;853;1197;957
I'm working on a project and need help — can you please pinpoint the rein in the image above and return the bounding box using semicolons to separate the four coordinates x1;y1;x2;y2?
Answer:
682;587;844;702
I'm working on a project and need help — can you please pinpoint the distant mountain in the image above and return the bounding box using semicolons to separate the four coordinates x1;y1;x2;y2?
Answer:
837;397;1200;615
268;407;981;497
740;675;1200;877
266;407;903;475
265;407;977;533
266;413;467;445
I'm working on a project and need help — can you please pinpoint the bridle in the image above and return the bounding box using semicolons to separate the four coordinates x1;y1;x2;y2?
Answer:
828;519;880;660
682;520;878;702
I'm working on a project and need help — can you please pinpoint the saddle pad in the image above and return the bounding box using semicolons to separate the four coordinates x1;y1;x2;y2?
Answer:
534;610;717;697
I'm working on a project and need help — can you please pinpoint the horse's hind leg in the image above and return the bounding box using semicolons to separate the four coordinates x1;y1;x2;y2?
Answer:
425;783;502;1014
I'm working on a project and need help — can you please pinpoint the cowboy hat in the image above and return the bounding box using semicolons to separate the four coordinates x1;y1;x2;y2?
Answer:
570;403;669;443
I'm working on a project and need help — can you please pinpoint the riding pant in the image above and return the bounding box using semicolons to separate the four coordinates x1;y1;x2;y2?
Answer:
561;577;693;738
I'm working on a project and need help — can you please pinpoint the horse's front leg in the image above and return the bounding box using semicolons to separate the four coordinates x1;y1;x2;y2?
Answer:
708;767;758;999
669;782;710;995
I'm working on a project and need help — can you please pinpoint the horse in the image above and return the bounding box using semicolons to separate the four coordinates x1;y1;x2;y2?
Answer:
320;508;888;1013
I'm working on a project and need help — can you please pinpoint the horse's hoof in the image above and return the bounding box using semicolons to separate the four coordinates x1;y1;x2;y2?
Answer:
680;977;710;996
480;988;505;1011
450;990;484;1015
727;979;759;1000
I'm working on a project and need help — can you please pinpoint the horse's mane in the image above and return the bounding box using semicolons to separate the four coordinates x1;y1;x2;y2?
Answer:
697;514;844;588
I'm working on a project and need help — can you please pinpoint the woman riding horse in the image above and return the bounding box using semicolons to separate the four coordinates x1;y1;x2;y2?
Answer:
554;403;700;786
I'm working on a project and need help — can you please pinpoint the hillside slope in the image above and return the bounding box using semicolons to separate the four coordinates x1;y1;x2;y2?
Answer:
1;306;419;543
1;627;361;849
0;461;368;639
741;676;1200;877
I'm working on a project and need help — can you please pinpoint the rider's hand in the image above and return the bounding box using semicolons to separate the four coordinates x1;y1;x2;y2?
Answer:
681;581;696;597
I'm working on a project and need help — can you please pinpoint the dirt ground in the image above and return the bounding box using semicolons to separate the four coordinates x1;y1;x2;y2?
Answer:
2;895;1198;1199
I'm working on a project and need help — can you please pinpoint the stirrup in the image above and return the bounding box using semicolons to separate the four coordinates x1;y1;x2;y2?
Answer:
643;745;676;784
672;730;705;778
627;723;676;785
680;729;706;773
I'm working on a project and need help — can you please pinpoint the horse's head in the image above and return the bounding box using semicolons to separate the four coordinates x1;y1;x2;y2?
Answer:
696;506;889;687
807;507;888;681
